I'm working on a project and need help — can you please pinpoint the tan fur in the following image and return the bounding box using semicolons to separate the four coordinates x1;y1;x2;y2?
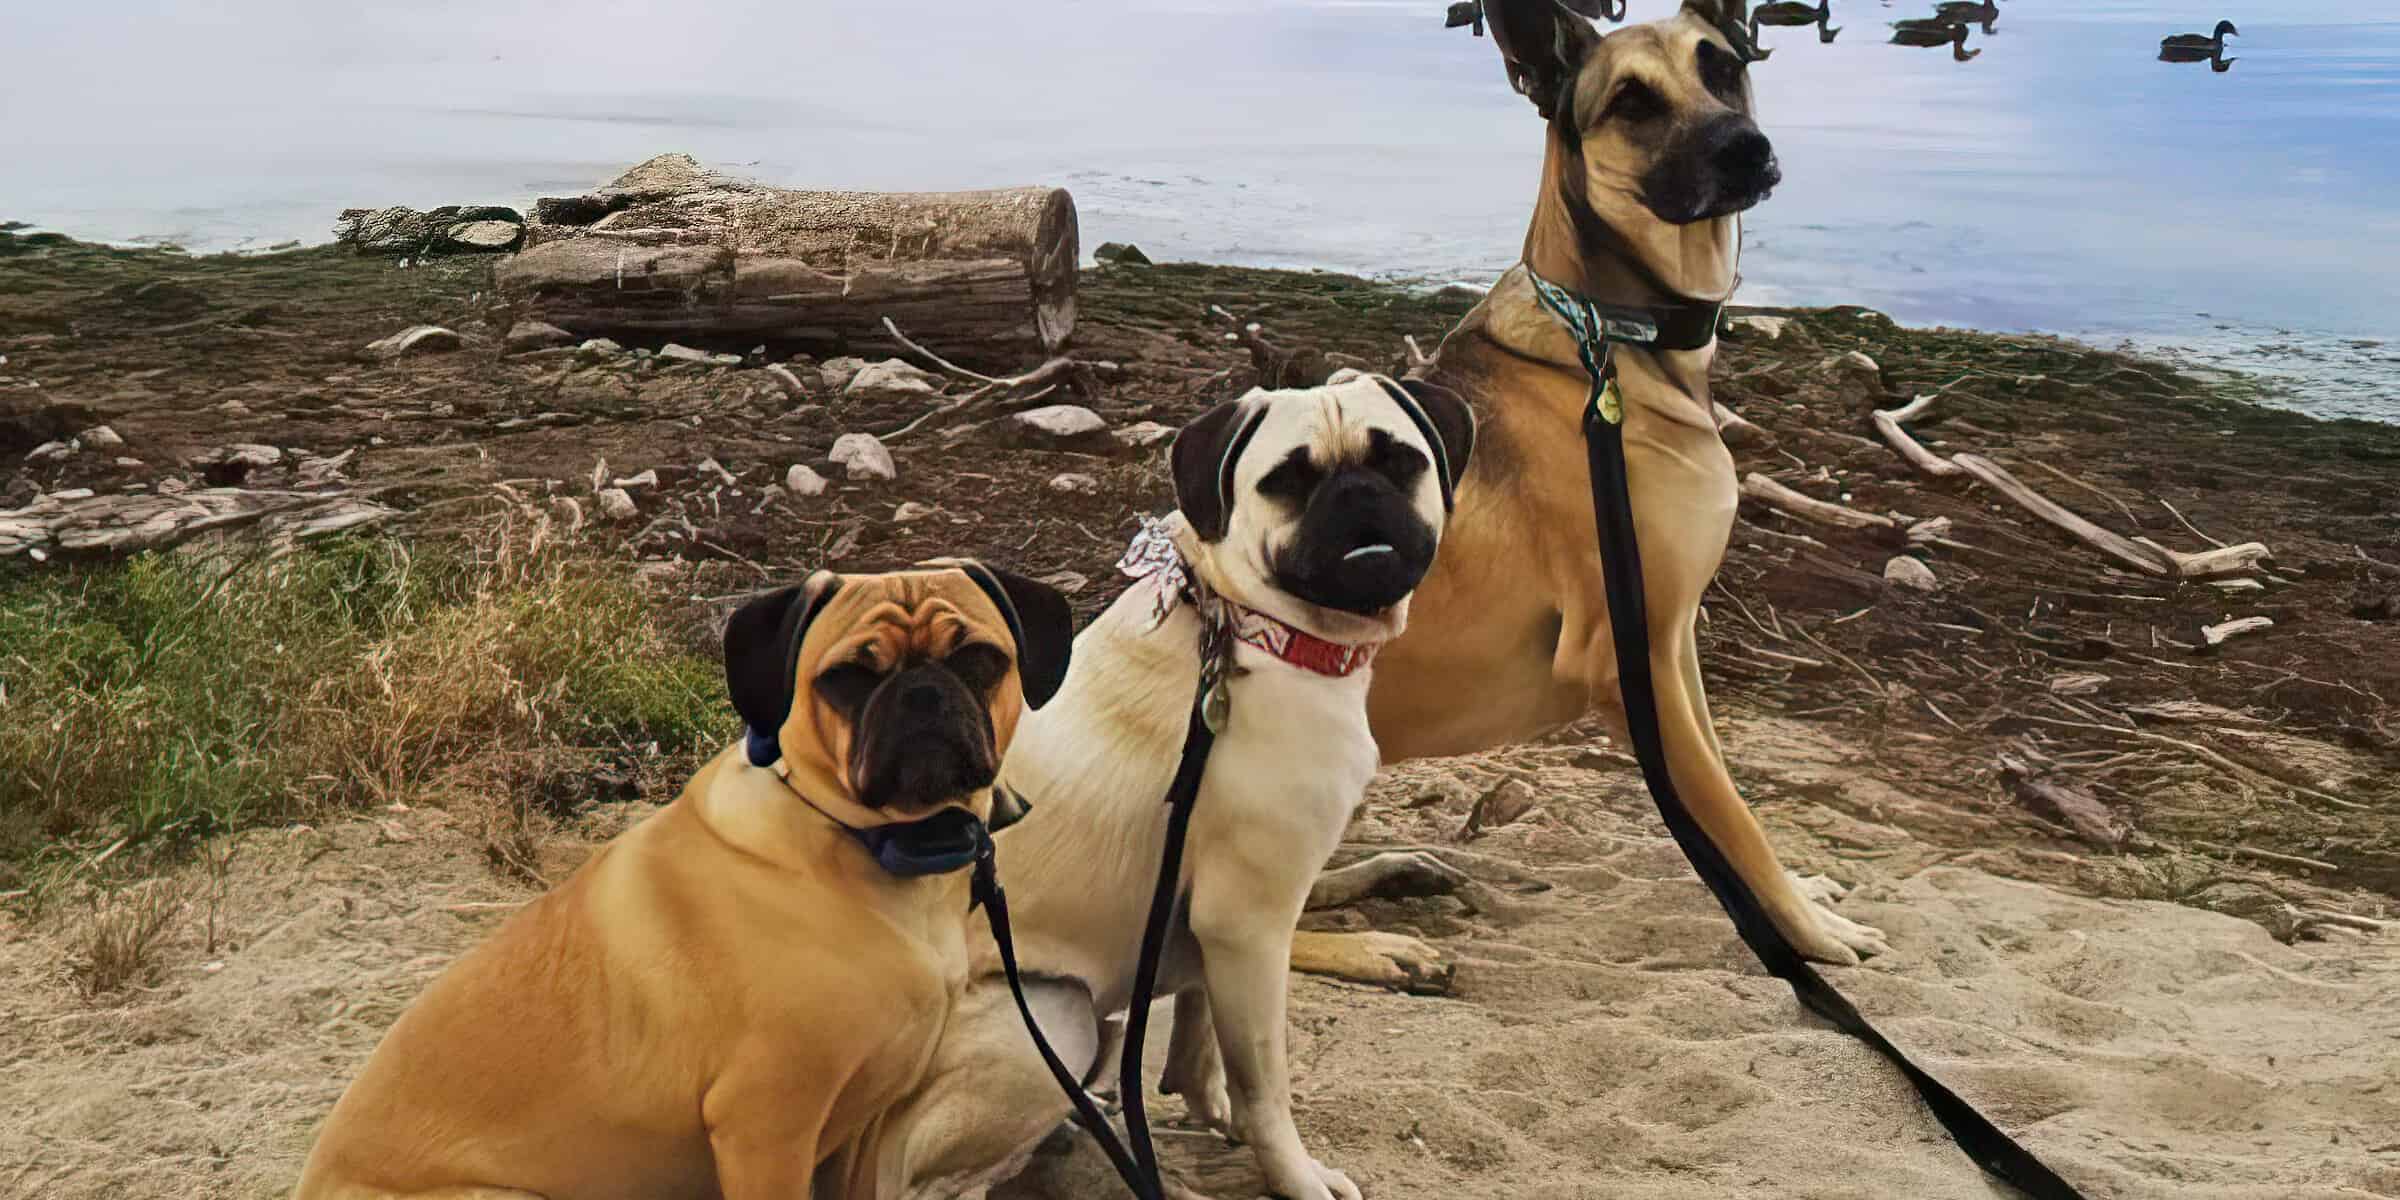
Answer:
292;569;1030;1200
1341;5;1890;967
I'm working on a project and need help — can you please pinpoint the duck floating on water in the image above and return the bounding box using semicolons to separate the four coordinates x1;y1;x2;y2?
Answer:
2161;20;2238;54
1932;0;1999;35
2160;43;2238;71
1891;17;1980;61
1751;0;1841;44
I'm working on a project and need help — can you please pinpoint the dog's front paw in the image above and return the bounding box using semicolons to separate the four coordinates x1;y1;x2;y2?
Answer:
1262;1156;1361;1200
1289;930;1453;994
1781;870;1890;964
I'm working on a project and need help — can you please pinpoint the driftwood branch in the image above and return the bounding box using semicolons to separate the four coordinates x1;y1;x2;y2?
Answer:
1951;454;2271;579
876;318;1119;442
1713;401;1765;447
1739;472;1902;531
1873;404;1963;478
2201;616;2273;648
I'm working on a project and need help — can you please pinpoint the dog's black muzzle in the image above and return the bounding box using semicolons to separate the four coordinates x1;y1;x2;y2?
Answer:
852;664;999;812
1270;469;1438;616
1641;112;1781;225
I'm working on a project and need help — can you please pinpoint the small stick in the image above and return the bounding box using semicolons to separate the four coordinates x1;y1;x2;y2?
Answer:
2159;497;2228;549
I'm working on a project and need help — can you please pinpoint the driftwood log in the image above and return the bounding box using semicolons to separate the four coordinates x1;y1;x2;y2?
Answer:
496;155;1079;361
1951;454;2270;578
0;488;394;561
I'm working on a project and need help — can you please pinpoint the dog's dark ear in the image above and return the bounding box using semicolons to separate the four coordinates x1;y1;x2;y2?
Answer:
947;560;1076;710
1684;0;1768;61
1169;396;1269;541
1375;377;1477;513
724;570;841;765
1485;0;1605;121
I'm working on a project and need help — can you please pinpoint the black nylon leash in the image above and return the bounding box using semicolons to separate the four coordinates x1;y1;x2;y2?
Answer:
974;612;1230;1200
1549;274;2090;1199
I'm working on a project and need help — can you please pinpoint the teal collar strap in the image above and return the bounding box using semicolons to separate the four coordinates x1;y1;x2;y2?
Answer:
1525;266;1727;426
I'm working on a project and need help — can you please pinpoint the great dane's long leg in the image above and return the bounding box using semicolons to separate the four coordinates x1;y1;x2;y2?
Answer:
1612;401;1888;965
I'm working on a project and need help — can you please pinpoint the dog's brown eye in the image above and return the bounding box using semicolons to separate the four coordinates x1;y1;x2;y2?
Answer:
945;643;1011;695
1606;80;1666;124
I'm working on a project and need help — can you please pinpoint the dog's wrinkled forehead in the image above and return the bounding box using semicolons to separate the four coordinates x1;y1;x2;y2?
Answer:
1230;376;1440;494
794;570;1011;684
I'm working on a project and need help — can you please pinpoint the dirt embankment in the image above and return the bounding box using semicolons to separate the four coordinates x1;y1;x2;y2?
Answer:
2;233;2397;1199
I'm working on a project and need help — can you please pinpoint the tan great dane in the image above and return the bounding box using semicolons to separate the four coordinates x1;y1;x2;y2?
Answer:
1309;0;1889;974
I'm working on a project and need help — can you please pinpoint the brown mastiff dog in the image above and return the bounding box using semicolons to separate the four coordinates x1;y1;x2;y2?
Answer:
1316;0;1889;971
291;563;1072;1200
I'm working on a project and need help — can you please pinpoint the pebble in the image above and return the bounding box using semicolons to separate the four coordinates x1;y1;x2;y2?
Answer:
784;464;830;497
892;500;938;523
659;343;743;368
1883;555;1939;592
577;338;625;359
1049;472;1099;495
1114;420;1177;451
504;320;577;355
844;359;942;401
80;425;124;449
1727;314;1790;341
1009;404;1108;444
818;356;870;394
364;324;462;361
595;487;638;522
829;432;897;481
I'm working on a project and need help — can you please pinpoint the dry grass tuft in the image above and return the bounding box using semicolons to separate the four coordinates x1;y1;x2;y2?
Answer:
68;878;188;996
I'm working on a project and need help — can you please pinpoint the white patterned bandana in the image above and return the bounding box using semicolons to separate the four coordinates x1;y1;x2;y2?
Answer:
1117;514;1199;631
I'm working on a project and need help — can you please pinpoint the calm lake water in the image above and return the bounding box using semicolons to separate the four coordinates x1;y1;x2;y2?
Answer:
5;0;2396;419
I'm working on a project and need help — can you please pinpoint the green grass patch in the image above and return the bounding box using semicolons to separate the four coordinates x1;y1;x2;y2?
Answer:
0;535;729;892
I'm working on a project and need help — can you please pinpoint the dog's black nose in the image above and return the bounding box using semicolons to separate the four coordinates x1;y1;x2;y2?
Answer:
1716;128;1775;176
901;681;945;715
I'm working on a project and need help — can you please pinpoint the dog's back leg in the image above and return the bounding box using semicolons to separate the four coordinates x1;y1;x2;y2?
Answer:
875;980;1101;1200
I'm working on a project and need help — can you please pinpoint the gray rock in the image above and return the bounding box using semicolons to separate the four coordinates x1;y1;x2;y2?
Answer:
504;320;577;355
364;325;462;361
844;359;941;402
112;457;144;468
892;500;938;523
577;337;625;359
1883;556;1939;592
595;487;639;522
659;343;742;368
829;432;896;481
1049;472;1099;495
1007;404;1109;447
1094;242;1153;266
335;205;523;256
783;464;830;497
1114;421;1177;452
1727;314;1790;341
441;220;524;253
818;356;870;394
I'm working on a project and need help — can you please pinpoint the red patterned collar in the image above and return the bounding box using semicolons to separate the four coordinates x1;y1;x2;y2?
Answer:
1225;601;1380;677
1118;515;1381;678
